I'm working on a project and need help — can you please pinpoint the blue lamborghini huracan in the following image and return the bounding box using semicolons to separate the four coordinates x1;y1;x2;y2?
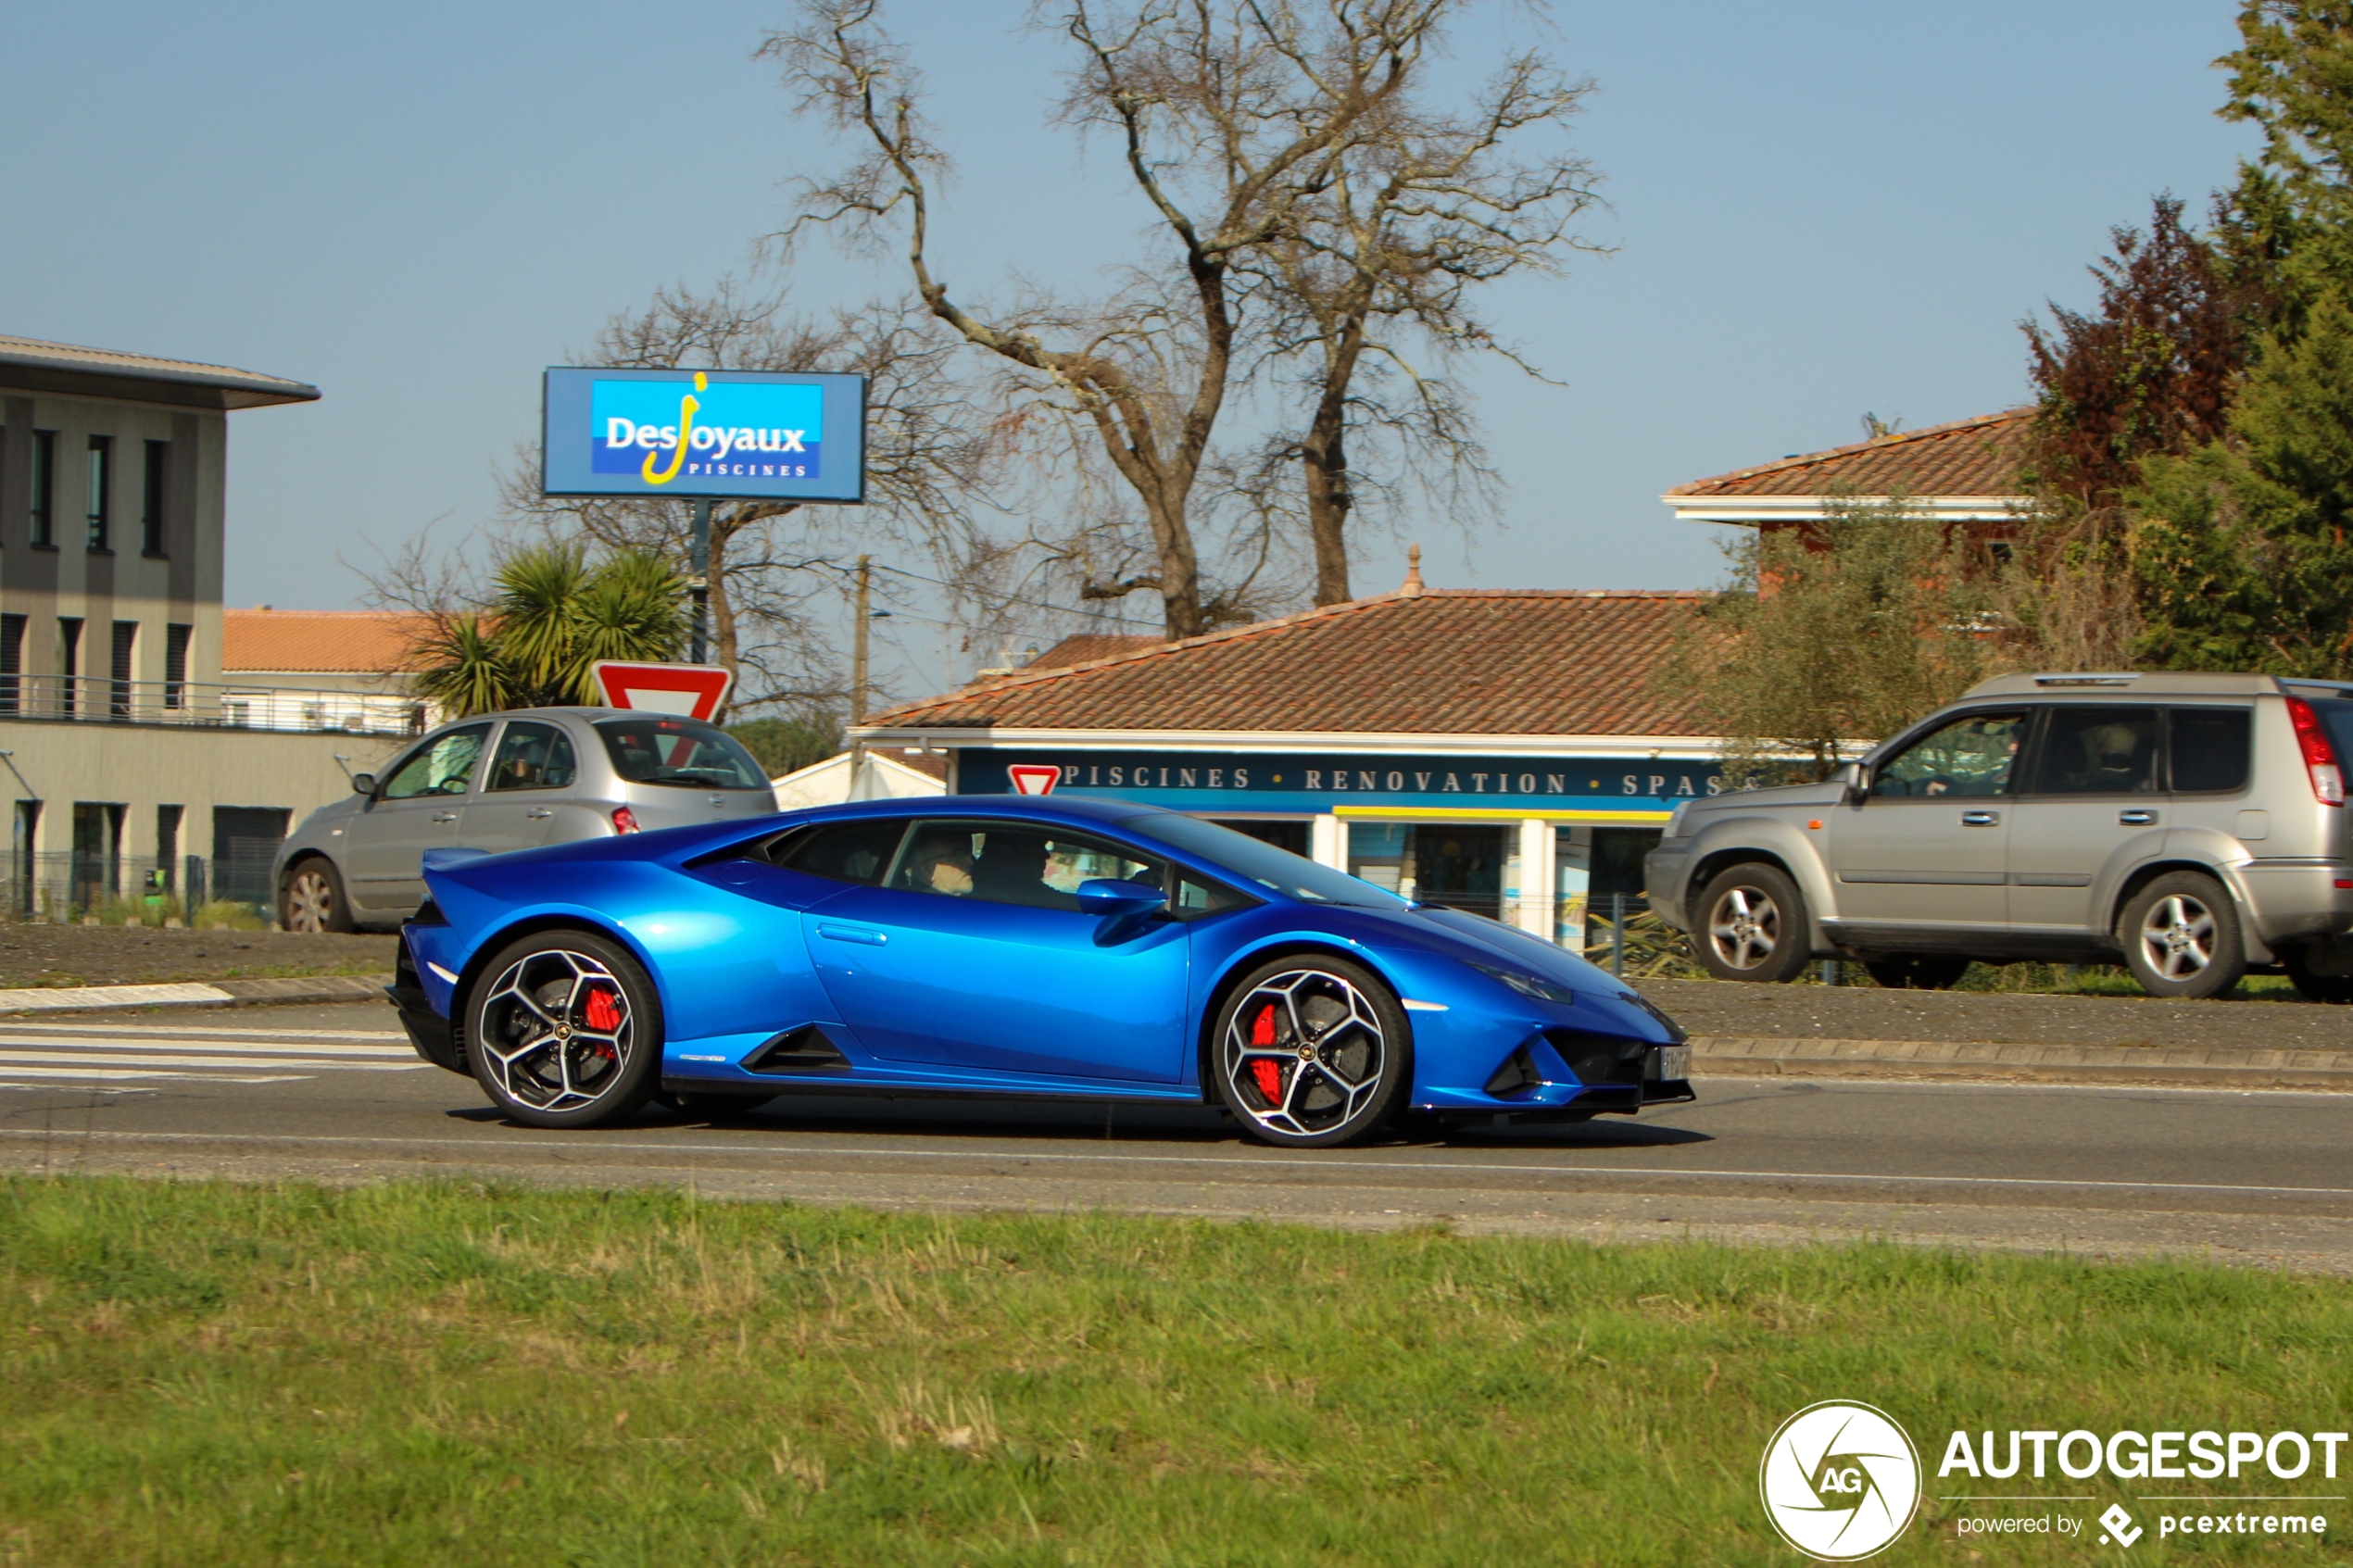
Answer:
390;797;1693;1148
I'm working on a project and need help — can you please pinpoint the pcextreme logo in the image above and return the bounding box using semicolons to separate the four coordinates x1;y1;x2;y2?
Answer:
589;372;824;484
1761;1401;1923;1562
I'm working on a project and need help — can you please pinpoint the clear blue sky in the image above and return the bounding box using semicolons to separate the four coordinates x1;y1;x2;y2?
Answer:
3;1;2258;667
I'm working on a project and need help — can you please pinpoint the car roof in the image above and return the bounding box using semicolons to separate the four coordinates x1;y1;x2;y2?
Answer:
789;794;1167;828
1957;671;2353;700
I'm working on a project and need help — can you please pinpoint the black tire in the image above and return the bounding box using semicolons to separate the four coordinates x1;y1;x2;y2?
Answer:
280;857;354;935
1691;863;1813;984
465;929;663;1128
1861;954;1971;990
2119;872;2246;1000
1212;955;1411;1148
2283;947;2353;1005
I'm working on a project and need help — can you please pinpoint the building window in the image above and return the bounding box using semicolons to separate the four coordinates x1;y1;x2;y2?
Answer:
142;440;170;557
156;804;183;892
30;431;55;548
85;435;112;552
71;801;126;909
0;613;21;715
11;800;39;918
110;621;137;721
164;622;191;710
57;617;82;717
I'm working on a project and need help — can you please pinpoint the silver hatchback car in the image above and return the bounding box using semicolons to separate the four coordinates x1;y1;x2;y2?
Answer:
1645;672;2353;999
274;707;780;932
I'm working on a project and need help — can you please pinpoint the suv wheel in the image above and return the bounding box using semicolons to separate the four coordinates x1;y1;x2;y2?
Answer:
1861;955;1971;990
2120;872;2246;1000
1692;863;1812;984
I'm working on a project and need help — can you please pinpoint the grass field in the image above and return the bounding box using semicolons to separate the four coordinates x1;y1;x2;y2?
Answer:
0;1176;2346;1565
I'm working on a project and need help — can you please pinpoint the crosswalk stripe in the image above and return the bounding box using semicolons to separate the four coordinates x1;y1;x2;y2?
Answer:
0;1050;425;1072
0;1023;407;1042
0;1036;417;1057
0;1065;308;1083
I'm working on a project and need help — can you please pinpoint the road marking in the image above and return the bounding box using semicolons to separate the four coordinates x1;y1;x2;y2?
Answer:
0;1022;406;1041
0;1066;307;1083
0;1036;415;1057
2;1127;2346;1202
0;1050;424;1072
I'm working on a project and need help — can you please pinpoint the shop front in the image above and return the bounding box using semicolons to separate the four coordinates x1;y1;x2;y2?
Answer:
853;581;1721;951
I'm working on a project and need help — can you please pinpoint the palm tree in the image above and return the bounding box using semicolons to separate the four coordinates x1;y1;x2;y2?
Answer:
414;546;686;717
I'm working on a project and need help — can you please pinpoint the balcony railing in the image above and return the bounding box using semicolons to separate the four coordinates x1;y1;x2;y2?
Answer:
0;674;426;736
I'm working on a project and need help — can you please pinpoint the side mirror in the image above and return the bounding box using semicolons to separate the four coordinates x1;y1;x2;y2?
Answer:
351;772;376;797
1831;761;1864;800
1076;877;1168;918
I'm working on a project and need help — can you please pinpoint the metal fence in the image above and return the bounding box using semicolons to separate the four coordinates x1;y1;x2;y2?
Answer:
2;851;280;924
0;673;425;735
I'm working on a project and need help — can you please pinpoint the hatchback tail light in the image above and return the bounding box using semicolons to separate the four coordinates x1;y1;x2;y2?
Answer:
2286;696;2345;805
610;805;642;834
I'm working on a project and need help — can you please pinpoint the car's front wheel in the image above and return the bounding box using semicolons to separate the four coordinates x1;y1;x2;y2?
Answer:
1212;956;1410;1148
1692;863;1812;983
280;858;354;934
466;930;662;1128
2120;872;2246;1000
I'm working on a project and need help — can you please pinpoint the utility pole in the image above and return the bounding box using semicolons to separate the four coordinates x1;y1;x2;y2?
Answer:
688;498;712;664
850;554;872;724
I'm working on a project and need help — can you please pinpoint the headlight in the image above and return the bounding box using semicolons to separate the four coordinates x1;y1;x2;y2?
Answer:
1466;961;1576;1006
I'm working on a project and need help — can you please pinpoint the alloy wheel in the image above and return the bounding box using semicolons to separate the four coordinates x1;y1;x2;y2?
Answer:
1706;885;1782;971
475;947;635;1113
284;869;334;933
1222;969;1388;1141
2138;893;2216;982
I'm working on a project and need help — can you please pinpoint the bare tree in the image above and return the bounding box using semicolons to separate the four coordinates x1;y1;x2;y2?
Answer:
771;0;1430;637
501;279;994;719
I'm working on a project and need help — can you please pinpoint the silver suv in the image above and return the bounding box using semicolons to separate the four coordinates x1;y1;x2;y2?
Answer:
1644;672;2353;999
273;707;780;932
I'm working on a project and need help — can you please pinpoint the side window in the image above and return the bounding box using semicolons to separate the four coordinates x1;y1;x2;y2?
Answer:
893;822;1166;910
2170;708;2252;794
1872;712;2024;799
1174;873;1250;916
484;721;578;792
771;819;909;884
2028;706;2161;796
378;723;490;800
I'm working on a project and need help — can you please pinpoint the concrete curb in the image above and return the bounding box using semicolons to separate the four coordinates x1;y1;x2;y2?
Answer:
0;973;393;1016
1692;1035;2353;1090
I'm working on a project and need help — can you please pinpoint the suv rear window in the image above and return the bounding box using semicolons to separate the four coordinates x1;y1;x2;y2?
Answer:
2170;708;2252;793
592;716;770;790
2313;700;2353;773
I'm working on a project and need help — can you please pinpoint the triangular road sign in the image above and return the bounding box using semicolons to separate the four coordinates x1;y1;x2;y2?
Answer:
1007;765;1061;796
590;660;734;721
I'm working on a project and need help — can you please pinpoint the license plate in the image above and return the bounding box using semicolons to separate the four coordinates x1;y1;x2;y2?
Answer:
1647;1045;1692;1080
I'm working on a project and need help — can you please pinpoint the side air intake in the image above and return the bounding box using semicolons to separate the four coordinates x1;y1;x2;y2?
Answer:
742;1025;852;1075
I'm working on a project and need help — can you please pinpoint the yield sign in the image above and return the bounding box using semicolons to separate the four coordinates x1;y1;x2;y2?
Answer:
590;660;734;721
1007;765;1061;796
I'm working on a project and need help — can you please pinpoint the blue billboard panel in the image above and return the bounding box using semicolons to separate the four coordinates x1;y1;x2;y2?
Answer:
541;368;865;502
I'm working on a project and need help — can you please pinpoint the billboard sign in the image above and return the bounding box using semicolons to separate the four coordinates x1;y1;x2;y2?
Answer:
541;368;866;502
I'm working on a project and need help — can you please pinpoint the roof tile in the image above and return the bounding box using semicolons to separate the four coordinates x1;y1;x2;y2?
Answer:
1668;408;2032;499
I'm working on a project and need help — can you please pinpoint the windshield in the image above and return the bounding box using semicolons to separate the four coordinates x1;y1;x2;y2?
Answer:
1118;812;1407;909
592;716;771;790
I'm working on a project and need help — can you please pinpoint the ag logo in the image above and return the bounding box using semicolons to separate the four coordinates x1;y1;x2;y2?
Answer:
1760;1400;1922;1561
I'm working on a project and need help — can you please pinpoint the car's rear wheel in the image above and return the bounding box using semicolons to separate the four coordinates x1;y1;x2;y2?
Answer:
1860;954;1971;990
1213;956;1410;1148
466;931;661;1128
2283;947;2353;1004
2120;872;2246;1000
1692;863;1812;984
280;858;353;935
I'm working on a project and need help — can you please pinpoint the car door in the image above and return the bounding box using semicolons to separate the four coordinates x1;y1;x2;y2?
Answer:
341;722;491;910
464;720;581;854
2005;704;2166;937
805;818;1192;1083
1823;709;2024;935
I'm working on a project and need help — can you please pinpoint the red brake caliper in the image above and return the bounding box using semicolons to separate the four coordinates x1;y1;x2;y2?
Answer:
1248;1004;1284;1103
582;987;623;1055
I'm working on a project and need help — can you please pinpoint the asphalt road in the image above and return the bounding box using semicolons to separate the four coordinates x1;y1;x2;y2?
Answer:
4;1001;2349;1272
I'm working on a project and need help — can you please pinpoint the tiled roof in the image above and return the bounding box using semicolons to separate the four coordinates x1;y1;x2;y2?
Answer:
1027;633;1164;670
863;590;1711;737
222;608;435;675
0;333;319;410
1667;408;2032;499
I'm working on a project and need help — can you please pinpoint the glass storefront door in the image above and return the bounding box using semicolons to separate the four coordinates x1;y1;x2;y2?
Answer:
1346;822;1508;919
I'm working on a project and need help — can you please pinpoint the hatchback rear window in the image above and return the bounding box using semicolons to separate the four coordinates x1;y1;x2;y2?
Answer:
2169;708;2252;794
2313;700;2353;771
592;716;771;790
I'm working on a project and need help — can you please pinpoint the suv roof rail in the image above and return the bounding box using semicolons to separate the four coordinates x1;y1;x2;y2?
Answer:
1959;670;2286;698
2032;672;2139;686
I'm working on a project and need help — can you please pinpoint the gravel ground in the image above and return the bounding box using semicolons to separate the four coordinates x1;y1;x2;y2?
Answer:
0;925;396;988
1642;976;2353;1051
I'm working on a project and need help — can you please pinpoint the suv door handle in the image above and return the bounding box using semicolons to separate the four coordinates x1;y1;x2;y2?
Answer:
431;811;459;823
525;808;555;819
2119;809;2158;826
1960;810;1999;826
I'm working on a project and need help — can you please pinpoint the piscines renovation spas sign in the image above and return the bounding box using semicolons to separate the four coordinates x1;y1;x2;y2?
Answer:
959;748;1727;820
